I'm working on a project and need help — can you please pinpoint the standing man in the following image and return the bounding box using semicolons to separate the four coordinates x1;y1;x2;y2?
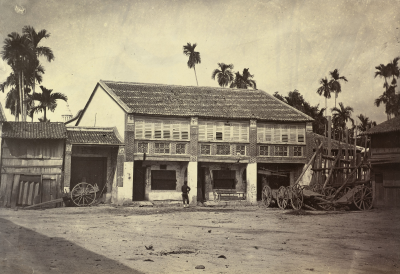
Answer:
181;181;191;207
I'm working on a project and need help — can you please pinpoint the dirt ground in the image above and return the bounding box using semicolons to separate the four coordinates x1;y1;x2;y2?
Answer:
0;204;399;274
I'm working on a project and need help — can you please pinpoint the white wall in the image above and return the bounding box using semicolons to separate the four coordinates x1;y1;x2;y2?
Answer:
78;85;126;141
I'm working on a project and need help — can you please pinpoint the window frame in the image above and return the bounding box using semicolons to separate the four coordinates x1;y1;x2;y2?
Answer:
200;144;211;155
294;146;303;157
154;143;170;154
198;121;249;142
135;119;190;141
175;143;186;154
274;145;288;157
216;144;231;155
259;145;269;156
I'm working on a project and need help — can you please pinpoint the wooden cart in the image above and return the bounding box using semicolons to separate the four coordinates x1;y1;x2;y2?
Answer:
261;184;304;210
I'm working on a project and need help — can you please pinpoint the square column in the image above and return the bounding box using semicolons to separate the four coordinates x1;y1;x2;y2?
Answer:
246;162;257;204
63;143;72;192
187;161;198;204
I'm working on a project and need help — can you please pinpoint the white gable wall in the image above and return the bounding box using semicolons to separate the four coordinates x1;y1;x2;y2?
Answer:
78;85;126;141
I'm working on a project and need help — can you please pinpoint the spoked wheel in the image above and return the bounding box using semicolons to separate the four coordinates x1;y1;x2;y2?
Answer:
261;185;272;208
318;187;335;211
353;185;373;211
71;182;97;207
290;185;304;210
277;186;289;210
312;183;323;194
338;186;352;199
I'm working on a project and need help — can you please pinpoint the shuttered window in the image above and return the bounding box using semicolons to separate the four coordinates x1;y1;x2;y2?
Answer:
257;123;306;144
198;121;248;142
135;119;190;141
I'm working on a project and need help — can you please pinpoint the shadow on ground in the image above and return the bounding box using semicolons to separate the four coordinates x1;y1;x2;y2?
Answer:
0;217;143;274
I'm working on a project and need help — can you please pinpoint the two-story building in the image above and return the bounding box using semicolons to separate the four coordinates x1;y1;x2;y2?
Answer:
362;116;400;207
73;81;313;205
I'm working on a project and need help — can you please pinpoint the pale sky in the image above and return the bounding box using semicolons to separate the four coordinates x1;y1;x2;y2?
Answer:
0;0;399;124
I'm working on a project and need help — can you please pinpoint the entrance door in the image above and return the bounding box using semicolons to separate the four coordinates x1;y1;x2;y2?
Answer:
71;157;107;194
197;166;206;201
133;161;146;201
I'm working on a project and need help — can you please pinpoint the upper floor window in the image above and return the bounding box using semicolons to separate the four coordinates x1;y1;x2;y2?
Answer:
137;142;148;153
236;145;246;156
259;145;269;156
198;121;249;142
257;124;305;144
201;144;211;155
294;146;303;157
135;119;189;140
274;146;288;156
176;143;186;154
216;145;230;155
155;143;170;154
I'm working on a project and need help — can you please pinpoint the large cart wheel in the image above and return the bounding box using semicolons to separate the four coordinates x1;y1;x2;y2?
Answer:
323;187;336;198
312;183;323;194
353;185;373;211
71;182;97;207
277;186;289;210
290;185;304;210
261;185;272;207
338;186;352;199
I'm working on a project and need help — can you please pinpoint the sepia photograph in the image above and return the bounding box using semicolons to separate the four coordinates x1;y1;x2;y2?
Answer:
0;0;399;273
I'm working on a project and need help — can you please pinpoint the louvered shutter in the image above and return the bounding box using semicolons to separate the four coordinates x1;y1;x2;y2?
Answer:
206;123;214;141
281;125;288;142
172;123;180;140
135;120;144;139
265;125;272;142
240;123;248;141
181;122;189;140
163;121;171;139
154;122;162;139
144;121;152;139
257;125;264;142
199;122;206;140
232;123;240;141
297;126;305;143
274;125;280;142
289;126;296;143
224;124;231;141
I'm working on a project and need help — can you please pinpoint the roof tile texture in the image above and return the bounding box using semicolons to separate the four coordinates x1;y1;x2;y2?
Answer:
67;129;122;145
102;81;313;122
2;122;67;139
362;115;400;135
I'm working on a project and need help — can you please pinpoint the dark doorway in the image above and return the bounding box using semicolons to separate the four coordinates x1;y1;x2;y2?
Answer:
71;157;107;195
133;161;146;201
213;170;236;189
197;165;206;201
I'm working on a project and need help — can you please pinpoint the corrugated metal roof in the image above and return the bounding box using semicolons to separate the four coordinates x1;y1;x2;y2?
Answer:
2;122;67;139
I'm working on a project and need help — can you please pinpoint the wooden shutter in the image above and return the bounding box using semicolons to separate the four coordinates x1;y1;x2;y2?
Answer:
232;123;240;141
181;122;189;140
154;122;162;139
240;123;248;141
135;120;144;139
289;126;296;143
206;122;214;141
274;125;280;142
224;124;231;141
144;120;152;139
297;126;305;143
265;125;272;142
281;125;288;142
257;125;264;142
163;121;171;139
172;123;180;140
199;122;206;140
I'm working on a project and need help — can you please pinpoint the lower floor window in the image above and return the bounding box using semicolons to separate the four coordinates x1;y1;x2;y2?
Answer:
151;170;176;190
138;142;148;153
176;143;186;154
216;145;230;155
294;146;302;157
274;146;288;156
155;143;170;154
201;145;211;155
259;146;269;156
236;145;246;156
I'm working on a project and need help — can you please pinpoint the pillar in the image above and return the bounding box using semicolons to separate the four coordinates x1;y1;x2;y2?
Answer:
247;119;257;204
187;162;198;204
188;117;199;204
246;162;257;204
63;142;72;192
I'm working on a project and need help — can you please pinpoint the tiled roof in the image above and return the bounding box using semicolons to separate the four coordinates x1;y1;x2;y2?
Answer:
67;127;123;145
98;80;313;122
2;122;67;139
307;132;362;151
361;116;400;135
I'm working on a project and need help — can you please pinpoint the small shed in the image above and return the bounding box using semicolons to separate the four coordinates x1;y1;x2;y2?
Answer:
0;122;67;208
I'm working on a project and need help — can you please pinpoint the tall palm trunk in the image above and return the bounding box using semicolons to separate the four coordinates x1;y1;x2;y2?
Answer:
44;107;47;122
31;79;36;122
193;65;198;86
19;71;23;121
21;70;25;121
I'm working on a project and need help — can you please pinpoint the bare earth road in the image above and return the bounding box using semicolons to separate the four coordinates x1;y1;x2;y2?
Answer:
0;205;399;274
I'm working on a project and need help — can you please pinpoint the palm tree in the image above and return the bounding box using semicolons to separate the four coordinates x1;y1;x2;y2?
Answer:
387;57;400;86
357;114;377;132
230;68;257;89
183;43;201;86
329;69;348;108
29;86;68;122
1;32;33;121
211;63;234;87
331;102;354;139
316;77;332;117
23;26;54;121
